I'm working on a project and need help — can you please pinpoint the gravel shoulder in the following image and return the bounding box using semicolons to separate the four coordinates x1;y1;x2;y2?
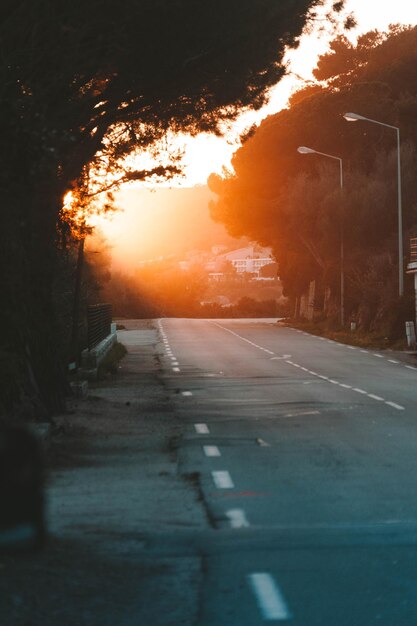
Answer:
0;319;207;626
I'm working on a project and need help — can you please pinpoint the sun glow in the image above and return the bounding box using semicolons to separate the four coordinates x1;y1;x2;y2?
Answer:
60;191;86;236
73;0;417;265
103;0;417;191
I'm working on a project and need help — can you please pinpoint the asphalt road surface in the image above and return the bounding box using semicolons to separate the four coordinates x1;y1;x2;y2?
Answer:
158;317;417;625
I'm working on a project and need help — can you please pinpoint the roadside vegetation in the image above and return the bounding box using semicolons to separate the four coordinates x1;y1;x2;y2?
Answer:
210;25;417;339
282;318;409;351
97;342;127;379
1;0;332;418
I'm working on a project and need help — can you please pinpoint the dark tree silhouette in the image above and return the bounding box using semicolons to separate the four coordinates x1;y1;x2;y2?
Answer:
0;0;326;416
209;25;417;331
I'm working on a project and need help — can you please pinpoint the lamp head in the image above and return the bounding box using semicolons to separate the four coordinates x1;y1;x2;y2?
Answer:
343;112;365;122
297;146;316;154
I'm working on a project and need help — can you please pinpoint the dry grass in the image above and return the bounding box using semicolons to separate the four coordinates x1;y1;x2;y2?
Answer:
280;319;409;351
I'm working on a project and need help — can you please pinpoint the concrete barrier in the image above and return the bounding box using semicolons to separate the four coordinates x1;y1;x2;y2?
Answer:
79;324;117;380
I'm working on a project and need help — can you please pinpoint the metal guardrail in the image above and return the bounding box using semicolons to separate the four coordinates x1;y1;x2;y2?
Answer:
87;304;112;350
410;238;417;262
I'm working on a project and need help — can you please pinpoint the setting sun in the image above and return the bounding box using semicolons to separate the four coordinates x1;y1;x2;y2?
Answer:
94;0;417;270
5;4;417;621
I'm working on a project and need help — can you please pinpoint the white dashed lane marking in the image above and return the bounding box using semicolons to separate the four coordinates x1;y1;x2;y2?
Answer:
284;410;320;417
385;401;405;410
294;328;417;374
248;573;291;621
182;391;193;397
195;423;210;434
226;509;250;528
203;445;221;457
284;361;405;410
212;322;275;356
211;322;410;411
212;470;234;489
256;438;271;447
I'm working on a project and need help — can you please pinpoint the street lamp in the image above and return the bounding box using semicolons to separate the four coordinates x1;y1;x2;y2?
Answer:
297;146;345;326
343;111;404;297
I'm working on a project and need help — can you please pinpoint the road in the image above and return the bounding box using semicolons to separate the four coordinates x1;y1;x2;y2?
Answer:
158;317;417;625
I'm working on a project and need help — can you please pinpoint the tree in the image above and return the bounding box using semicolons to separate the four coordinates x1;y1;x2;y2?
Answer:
209;25;417;330
1;0;331;417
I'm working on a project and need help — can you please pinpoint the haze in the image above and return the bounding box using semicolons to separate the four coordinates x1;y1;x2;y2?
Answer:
98;0;417;271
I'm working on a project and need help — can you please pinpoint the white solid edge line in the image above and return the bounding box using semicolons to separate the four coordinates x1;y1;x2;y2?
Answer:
203;445;221;457
248;573;291;621
195;423;210;434
226;509;250;528
212;470;234;489
385;401;405;410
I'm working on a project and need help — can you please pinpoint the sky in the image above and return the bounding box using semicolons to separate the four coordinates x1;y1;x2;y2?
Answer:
96;0;417;270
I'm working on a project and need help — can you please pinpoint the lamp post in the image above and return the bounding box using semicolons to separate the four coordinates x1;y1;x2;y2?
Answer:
343;111;404;297
297;146;345;326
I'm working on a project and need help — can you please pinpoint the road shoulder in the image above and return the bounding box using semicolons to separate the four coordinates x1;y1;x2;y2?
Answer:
0;319;207;626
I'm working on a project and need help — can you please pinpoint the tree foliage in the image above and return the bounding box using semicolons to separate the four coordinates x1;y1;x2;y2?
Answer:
209;25;417;331
0;0;324;416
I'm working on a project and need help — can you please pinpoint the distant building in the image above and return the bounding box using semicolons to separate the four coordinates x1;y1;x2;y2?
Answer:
176;243;275;280
217;244;274;277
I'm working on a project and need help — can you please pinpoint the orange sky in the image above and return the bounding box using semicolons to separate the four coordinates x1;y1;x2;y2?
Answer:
97;0;417;271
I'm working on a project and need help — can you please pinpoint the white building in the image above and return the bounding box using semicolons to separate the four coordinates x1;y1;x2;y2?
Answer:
218;244;274;277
